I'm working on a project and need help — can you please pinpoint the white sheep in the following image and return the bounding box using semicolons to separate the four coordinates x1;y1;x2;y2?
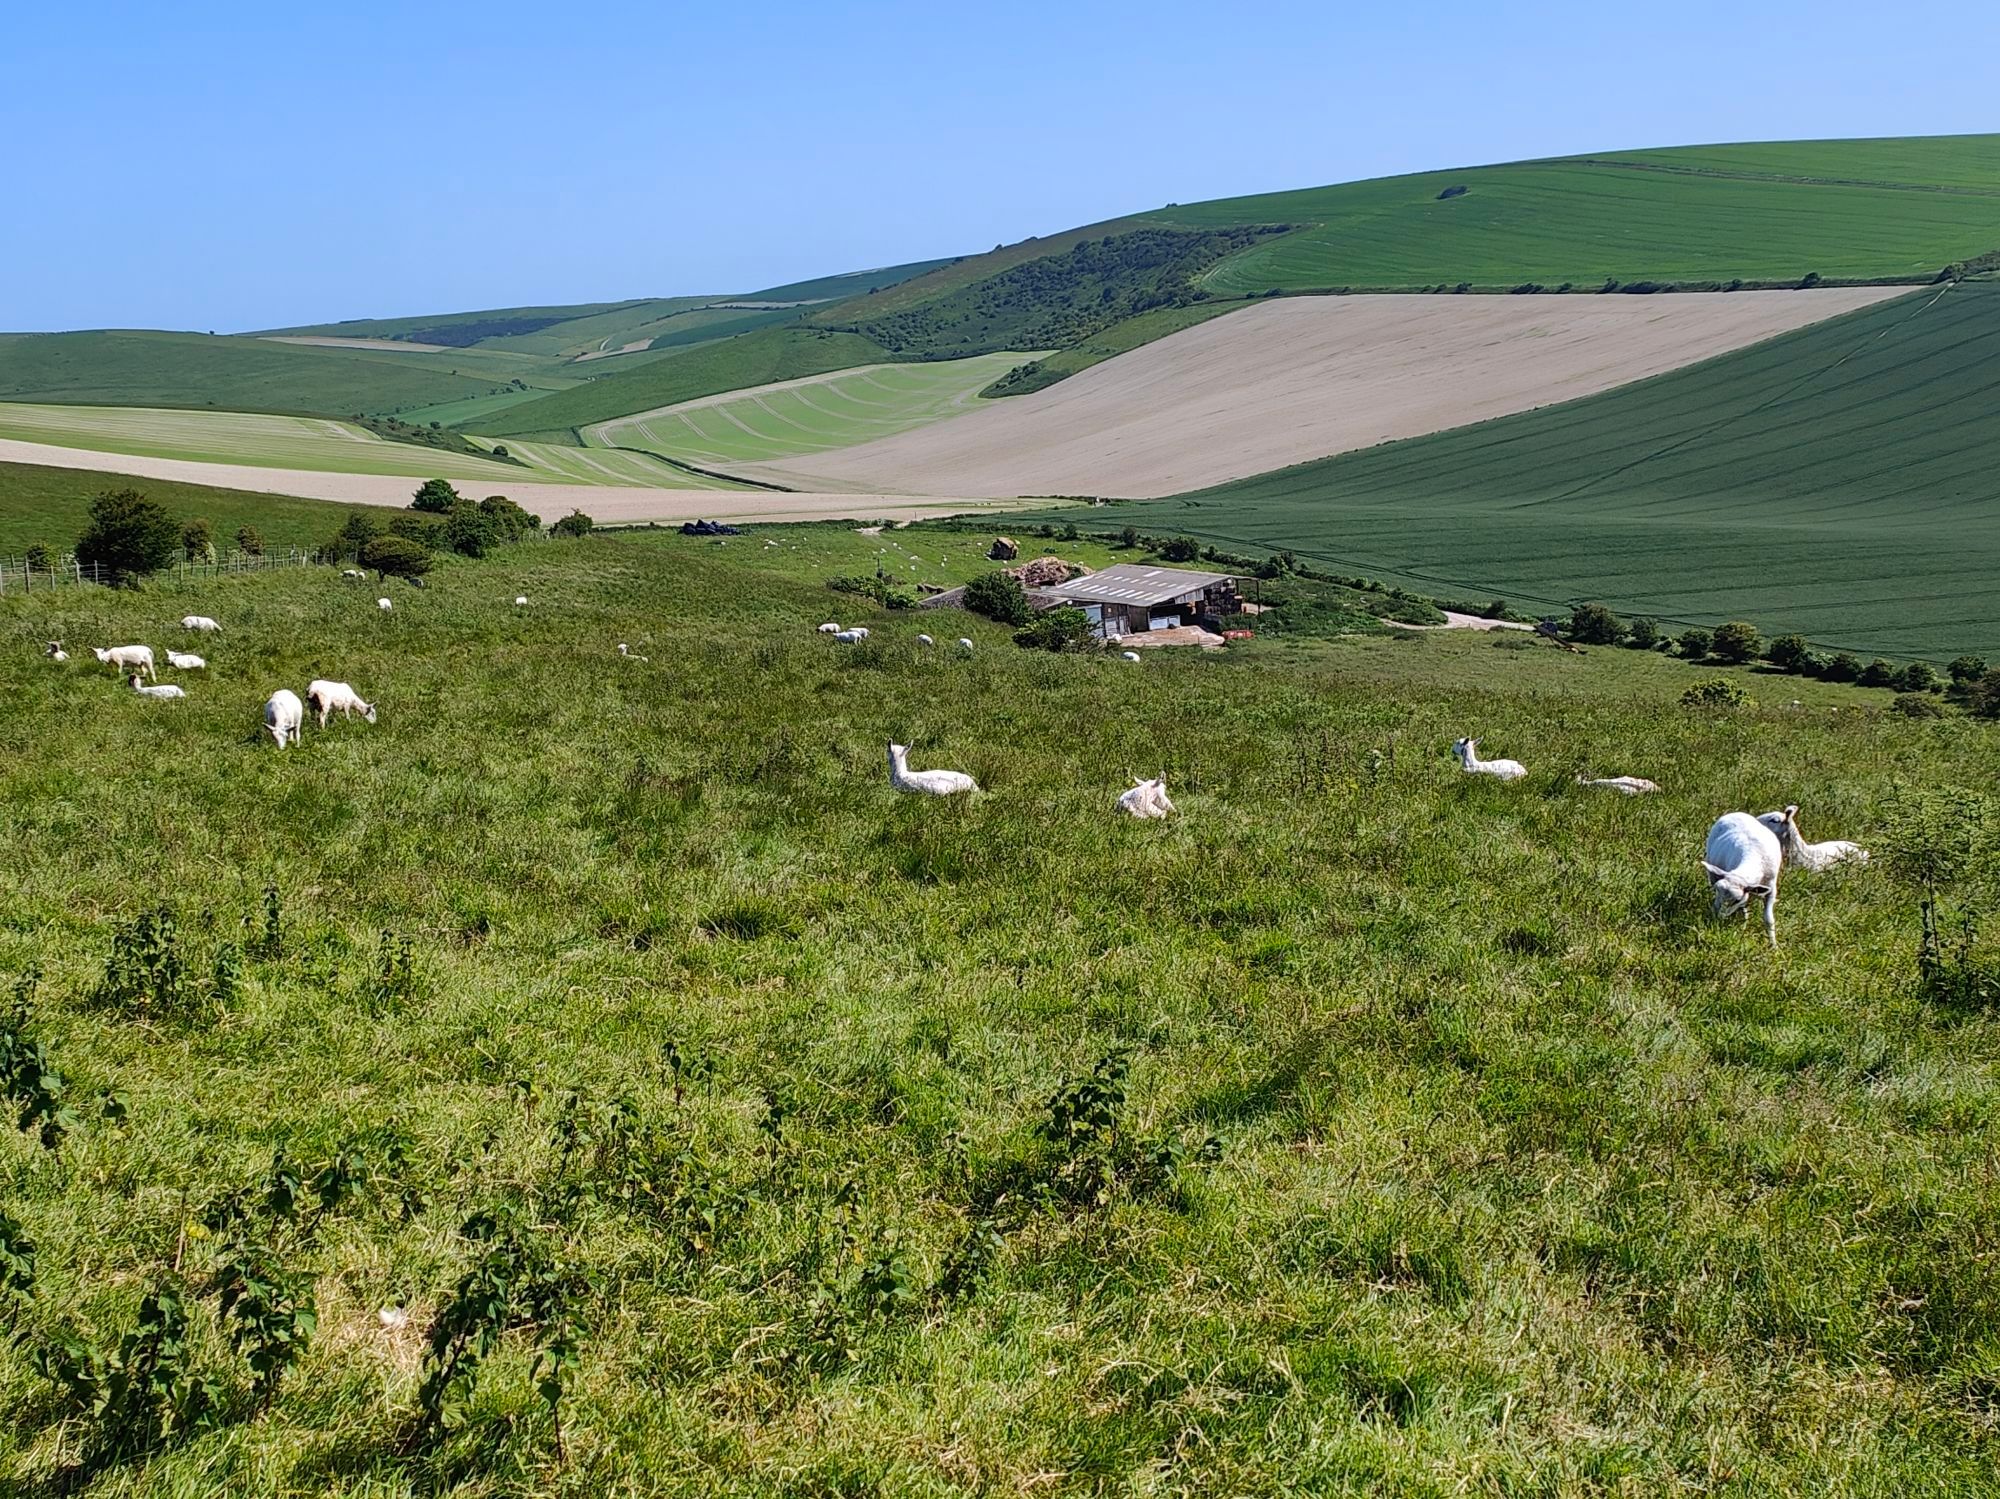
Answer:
129;673;184;700
818;622;841;634
834;629;866;643
181;615;220;632
887;741;977;797
166;650;207;671
1758;804;1869;871
957;638;974;653
851;627;870;639
92;644;155;680
1703;812;1784;947
1116;776;1176;819
306;679;377;727
264;688;303;748
1121;651;1141;662
342;568;366;579
377;598;393;611
1452;737;1526;782
44;641;67;662
1575;775;1660;795
617;642;649;661
916;634;934;646
514;596;528;606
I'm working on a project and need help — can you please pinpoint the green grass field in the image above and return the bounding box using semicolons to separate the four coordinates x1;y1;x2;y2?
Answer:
1165;135;2000;294
0;524;1995;1494
467;436;746;490
1029;281;2000;660
583;352;1036;466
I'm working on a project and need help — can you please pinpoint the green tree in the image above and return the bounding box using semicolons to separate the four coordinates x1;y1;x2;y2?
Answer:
1823;652;1862;683
410;478;462;515
964;571;1030;625
1897;661;1940;694
1676;627;1712;660
1157;537;1201;563
478;495;540;541
358;536;432;582
1968;669;2000;719
551;510;594;539
1709;620;1761;664
1947;656;1986;687
75;489;180;586
1624;617;1661;650
443;501;497;558
235;524;265;557
1117;526;1140;549
1859;659;1897;688
388;513;442;547
1567;601;1623;645
180;517;216;563
1765;634;1811;673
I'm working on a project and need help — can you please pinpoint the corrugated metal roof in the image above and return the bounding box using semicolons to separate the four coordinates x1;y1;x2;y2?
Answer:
1042;563;1235;608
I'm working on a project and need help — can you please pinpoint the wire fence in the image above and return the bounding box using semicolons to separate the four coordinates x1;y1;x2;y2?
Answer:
0;546;326;595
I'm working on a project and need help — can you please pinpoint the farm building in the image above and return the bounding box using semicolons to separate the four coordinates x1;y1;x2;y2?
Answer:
1031;564;1241;638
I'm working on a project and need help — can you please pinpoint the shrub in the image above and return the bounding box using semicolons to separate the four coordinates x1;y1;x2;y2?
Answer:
75;489;180;586
1567;601;1623;645
1898;661;1940;694
443;501;497;559
1823;652;1862;683
1681;677;1753;709
1676;628;1712;660
551;510;594;539
1892;693;1946;719
358;537;432;581
1157;537;1201;563
1624;617;1661;650
964;571;1030;626
1013;607;1093;652
479;495;540;541
1968;669;2000;719
1947;655;1987;686
1709;620;1762;664
1765;634;1812;673
234;524;264;557
180;518;216;563
388;513;442;547
1117;526;1140;549
23;542;53;572
410;478;462;515
1859;659;1897;688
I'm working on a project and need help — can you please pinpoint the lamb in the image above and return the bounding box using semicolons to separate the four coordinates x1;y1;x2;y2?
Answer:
166;650;207;670
129;673;185;700
1452;737;1526;782
957;638;974;653
916;634;934;646
1702;812;1784;948
92;644;155;680
1116;776;1176;819
851;627;870;639
1121;651;1141;662
306;679;377;727
1575;774;1660;795
887;742;977;797
377;598;393;611
181;615;220;632
44;641;67;662
514;596;528;606
342;568;365;579
818;622;841;634
834;629;866;643
617;642;649;661
1758;804;1869;871
263;688;303;748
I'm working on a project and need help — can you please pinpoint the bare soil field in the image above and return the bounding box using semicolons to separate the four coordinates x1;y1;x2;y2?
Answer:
0;436;1015;526
738;287;1905;498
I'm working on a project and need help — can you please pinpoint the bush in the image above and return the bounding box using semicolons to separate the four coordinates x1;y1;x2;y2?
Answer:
1157;537;1201;563
1709;620;1762;664
1859;659;1897;689
1117;526;1140;549
23;542;53;572
1624;617;1661;650
180;517;216;563
75;489;180;586
1676;628;1712;660
551;510;594;539
410;478;462;515
1897;661;1940;694
1823;652;1862;683
1947;656;1987;686
479;495;540;542
1681;677;1753;709
1892;693;1946;719
964;571;1030;626
1765;634;1811;673
443;501;497;559
1967;670;2000;719
1013;607;1093;652
1567;601;1623;645
235;524;264;557
358;536;432;581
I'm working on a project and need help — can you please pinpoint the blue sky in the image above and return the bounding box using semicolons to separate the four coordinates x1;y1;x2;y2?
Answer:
4;1;1993;332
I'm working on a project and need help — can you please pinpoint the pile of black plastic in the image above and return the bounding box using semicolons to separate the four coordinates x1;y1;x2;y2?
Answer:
679;519;742;537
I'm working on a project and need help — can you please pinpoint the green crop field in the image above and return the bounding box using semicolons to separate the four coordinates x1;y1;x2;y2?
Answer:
1;523;1996;1494
1027;282;2000;660
583;352;1036;466
1163;134;2000;294
466;436;746;490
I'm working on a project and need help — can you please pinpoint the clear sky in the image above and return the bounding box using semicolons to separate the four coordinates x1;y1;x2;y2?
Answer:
4;0;1993;332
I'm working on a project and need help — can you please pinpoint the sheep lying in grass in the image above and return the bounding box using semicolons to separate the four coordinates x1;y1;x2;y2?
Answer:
1758;804;1869;870
44;641;67;662
264;689;302;748
166;651;206;670
515;596;528;606
129;674;184;700
342;568;365;579
1703;812;1783;947
180;615;220;633
1116;776;1176;819
1576;775;1660;795
306;679;377;727
1452;737;1526;781
1121;651;1141;662
617;643;649;661
92;644;154;680
887;742;977;797
916;634;934;646
957;638;974;653
377;598;393;611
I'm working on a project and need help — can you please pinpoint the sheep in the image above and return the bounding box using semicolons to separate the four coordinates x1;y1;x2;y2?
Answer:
514;596;528;606
834;629;866;643
263;688;303;748
851;627;870;639
887;741;977;797
165;650;207;671
957;638;974;653
306;679;377;728
377;598;393;611
44;641;67;662
91;644;155;680
1575;774;1660;795
818;622;841;634
129;673;184;700
916;634;934;646
1452;737;1526;782
1757;804;1869;871
1121;651;1141;662
617;642;649;661
180;615;220;633
342;568;365;579
1703;812;1784;947
1116;776;1176;819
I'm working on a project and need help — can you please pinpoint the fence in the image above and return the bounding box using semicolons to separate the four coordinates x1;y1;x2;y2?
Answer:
0;547;322;595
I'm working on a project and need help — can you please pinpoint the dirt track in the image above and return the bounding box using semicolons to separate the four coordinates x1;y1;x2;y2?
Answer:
738;288;1906;499
0;437;1016;526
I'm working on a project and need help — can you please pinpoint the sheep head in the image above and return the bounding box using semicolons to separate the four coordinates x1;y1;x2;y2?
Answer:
1702;861;1752;917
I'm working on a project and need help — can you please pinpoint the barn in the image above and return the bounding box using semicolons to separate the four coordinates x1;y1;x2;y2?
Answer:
1032;564;1242;639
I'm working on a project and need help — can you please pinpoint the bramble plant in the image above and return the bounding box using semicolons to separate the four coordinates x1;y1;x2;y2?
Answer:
3;967;78;1149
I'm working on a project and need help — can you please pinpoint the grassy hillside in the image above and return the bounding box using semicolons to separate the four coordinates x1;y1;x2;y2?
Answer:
0;459;387;555
476;328;901;440
1166;135;2000;294
0;526;1995;1493
1032;282;2000;659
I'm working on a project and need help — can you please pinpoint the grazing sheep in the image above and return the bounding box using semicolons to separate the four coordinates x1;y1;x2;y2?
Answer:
957;638;974;653
165;650;207;670
44;641;67;662
1121;651;1141;662
818;622;841;634
834;629;866;643
377;598;393;611
342;568;365;579
128;673;185;700
263;688;303;748
1116;776;1176;819
1758;804;1869;870
514;596;528;606
1703;812;1783;947
887;742;977;797
851;627;870;639
92;644;155;680
1452;737;1526;782
306;679;377;728
916;634;934;646
1576;774;1660;795
181;615;220;632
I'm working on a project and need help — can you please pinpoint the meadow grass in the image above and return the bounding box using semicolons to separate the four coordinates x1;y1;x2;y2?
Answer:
0;523;1995;1494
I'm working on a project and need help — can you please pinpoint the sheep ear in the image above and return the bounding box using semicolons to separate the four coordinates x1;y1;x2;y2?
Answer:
1701;861;1729;881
